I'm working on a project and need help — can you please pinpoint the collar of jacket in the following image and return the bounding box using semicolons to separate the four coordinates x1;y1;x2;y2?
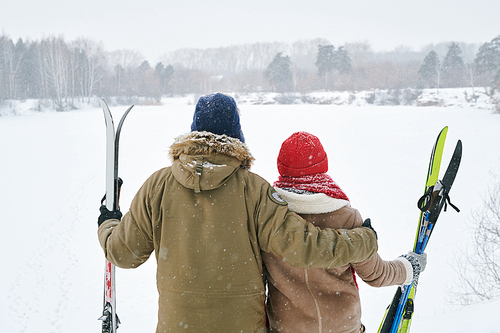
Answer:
274;187;350;214
169;131;255;192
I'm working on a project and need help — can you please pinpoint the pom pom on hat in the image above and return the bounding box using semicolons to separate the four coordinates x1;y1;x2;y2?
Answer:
277;131;328;177
191;93;245;142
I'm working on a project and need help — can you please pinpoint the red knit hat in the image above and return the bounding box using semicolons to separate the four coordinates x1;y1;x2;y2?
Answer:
277;131;328;177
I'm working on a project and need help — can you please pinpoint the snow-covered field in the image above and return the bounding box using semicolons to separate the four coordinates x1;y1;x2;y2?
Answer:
1;96;499;332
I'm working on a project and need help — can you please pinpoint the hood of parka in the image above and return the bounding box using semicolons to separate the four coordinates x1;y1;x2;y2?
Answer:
169;131;255;192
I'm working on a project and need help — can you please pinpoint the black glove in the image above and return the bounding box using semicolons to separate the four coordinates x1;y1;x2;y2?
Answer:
98;205;122;227
100;178;124;205
362;218;377;239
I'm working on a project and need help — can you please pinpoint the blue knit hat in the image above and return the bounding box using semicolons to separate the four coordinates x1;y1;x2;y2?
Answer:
191;93;245;143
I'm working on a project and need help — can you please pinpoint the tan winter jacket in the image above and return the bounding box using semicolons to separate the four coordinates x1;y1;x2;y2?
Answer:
264;188;411;333
98;132;378;333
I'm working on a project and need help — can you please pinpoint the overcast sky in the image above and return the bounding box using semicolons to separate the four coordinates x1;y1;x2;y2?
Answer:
2;0;499;62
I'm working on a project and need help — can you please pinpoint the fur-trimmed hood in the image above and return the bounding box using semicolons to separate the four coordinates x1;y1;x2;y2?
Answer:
168;131;255;192
169;131;254;169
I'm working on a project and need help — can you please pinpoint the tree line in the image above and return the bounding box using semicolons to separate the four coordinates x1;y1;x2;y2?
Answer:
1;34;499;109
0;36;174;110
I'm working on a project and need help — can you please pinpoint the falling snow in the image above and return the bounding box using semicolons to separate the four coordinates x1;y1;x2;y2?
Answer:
0;94;499;332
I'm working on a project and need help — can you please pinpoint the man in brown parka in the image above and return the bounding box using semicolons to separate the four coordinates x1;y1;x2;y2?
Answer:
97;93;378;333
263;132;427;333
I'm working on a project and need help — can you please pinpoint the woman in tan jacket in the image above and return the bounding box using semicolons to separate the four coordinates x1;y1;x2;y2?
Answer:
263;131;426;333
97;94;379;333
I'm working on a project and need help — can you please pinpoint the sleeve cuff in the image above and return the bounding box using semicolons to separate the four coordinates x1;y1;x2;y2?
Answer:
395;256;413;285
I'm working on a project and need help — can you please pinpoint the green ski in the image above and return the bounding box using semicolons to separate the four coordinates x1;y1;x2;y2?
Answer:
378;127;461;333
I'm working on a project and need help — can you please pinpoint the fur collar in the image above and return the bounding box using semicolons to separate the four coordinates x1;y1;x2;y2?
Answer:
169;131;255;169
275;187;350;214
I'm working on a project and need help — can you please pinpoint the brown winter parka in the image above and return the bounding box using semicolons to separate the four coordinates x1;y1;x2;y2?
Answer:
263;188;411;333
98;131;378;333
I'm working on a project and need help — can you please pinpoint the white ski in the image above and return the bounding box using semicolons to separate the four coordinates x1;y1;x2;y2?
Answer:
99;99;134;333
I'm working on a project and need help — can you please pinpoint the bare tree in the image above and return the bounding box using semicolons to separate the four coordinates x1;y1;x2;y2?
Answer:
343;41;374;67
0;36;26;99
36;36;72;110
72;38;106;104
107;49;143;97
451;174;500;305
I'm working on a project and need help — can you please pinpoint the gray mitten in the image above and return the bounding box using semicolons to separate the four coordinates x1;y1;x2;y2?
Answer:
400;252;427;284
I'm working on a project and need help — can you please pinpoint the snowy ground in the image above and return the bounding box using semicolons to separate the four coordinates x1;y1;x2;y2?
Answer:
1;97;499;332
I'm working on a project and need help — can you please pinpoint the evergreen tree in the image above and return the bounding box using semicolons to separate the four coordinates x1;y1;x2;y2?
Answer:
475;36;500;74
264;52;293;92
315;45;335;89
316;45;335;75
155;62;174;94
138;60;151;72
336;46;352;74
418;50;440;88
136;60;157;98
315;45;352;90
441;42;466;87
474;35;500;88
